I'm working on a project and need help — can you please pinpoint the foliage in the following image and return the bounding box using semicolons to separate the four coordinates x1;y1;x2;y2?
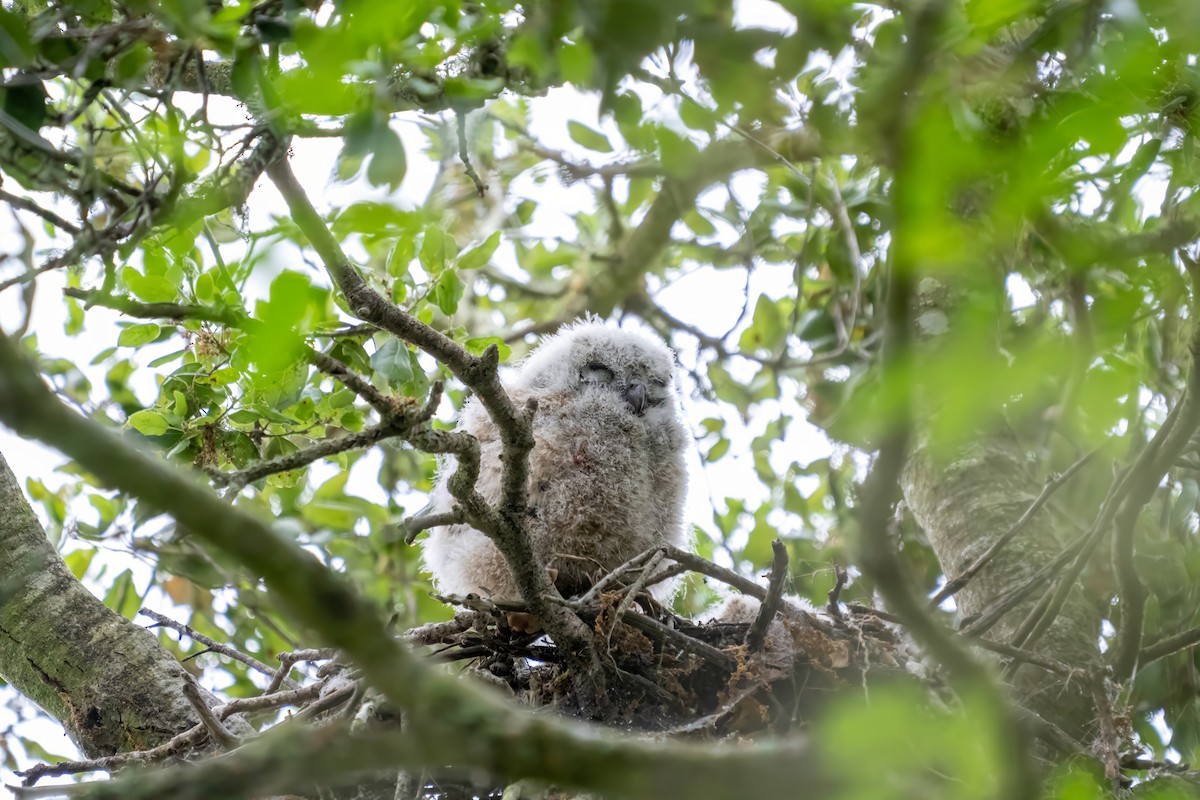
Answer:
2;0;1200;796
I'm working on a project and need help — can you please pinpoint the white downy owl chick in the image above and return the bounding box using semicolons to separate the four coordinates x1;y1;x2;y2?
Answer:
420;318;691;604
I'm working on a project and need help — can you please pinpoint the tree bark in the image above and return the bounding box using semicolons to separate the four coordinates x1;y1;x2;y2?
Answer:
0;451;202;757
901;430;1100;741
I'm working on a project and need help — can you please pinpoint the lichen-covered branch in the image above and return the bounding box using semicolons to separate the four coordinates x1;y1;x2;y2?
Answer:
0;454;203;758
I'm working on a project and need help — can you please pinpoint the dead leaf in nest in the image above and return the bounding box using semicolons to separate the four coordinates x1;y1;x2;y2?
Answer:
825;640;851;669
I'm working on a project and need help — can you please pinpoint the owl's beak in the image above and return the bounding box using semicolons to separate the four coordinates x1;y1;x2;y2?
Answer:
623;381;648;416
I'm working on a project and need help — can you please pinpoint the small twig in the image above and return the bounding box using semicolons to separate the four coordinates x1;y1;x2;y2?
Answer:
16;679;326;787
402;508;466;545
746;540;788;653
928;447;1099;608
62;287;242;326
663;684;765;735
0;189;80;234
306;348;395;417
457;113;486;197
1140;625;1200;666
605;550;665;648
294;683;357;721
181;674;240;749
214;682;324;717
139;608;300;689
265;649;338;694
968;637;1075;677
402;613;478;645
826;565;849;618
622;610;736;671
1014;706;1090;759
577;547;661;606
314;323;378;338
214;414;421;495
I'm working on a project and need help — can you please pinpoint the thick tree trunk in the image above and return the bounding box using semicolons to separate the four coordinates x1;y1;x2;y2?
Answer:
0;451;202;757
901;430;1101;741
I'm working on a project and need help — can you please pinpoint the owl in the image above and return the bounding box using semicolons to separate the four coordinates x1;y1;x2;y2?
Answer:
420;318;691;606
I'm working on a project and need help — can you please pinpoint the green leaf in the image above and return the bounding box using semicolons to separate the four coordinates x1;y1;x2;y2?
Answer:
0;9;35;67
366;126;407;191
567;120;613;153
558;37;595;86
195;271;216;303
683;209;716;237
705;438;730;462
63;548;97;580
738;296;786;354
103;569;140;619
126;273;178;303
370;338;415;385
117;323;161;347
679;98;715;133
148;349;187;368
465;336;512;361
128;410;170;436
457;231;501;271
420;227;447;275
430;270;464;316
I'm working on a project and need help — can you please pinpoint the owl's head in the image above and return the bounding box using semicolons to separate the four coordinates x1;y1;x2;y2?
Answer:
513;318;678;418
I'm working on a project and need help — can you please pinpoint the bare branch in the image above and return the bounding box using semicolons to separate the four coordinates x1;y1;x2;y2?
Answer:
1140;625;1200;666
402;508;466;544
0;189;80;234
62;288;243;326
928;447;1099;609
181;674;240;750
140;608;300;690
746;540;788;653
265;157;608;711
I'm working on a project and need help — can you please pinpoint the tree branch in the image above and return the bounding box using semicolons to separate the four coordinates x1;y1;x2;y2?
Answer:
746;540;788;653
264;157;610;711
0;329;838;799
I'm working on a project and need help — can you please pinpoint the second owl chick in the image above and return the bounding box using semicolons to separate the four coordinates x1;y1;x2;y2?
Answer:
421;318;691;604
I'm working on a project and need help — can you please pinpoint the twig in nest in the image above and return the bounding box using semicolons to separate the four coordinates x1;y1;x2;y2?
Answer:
1088;668;1122;787
402;612;479;646
968;638;1075;678
827;565;849;618
16;682;326;785
747;540;788;653
622;610;736;670
664;683;764;735
294;683;357;721
605;549;665;649
181;673;240;749
265;649;337;694
576;547;662;607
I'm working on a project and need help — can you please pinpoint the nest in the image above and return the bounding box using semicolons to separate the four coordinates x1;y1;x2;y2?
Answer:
405;589;922;739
